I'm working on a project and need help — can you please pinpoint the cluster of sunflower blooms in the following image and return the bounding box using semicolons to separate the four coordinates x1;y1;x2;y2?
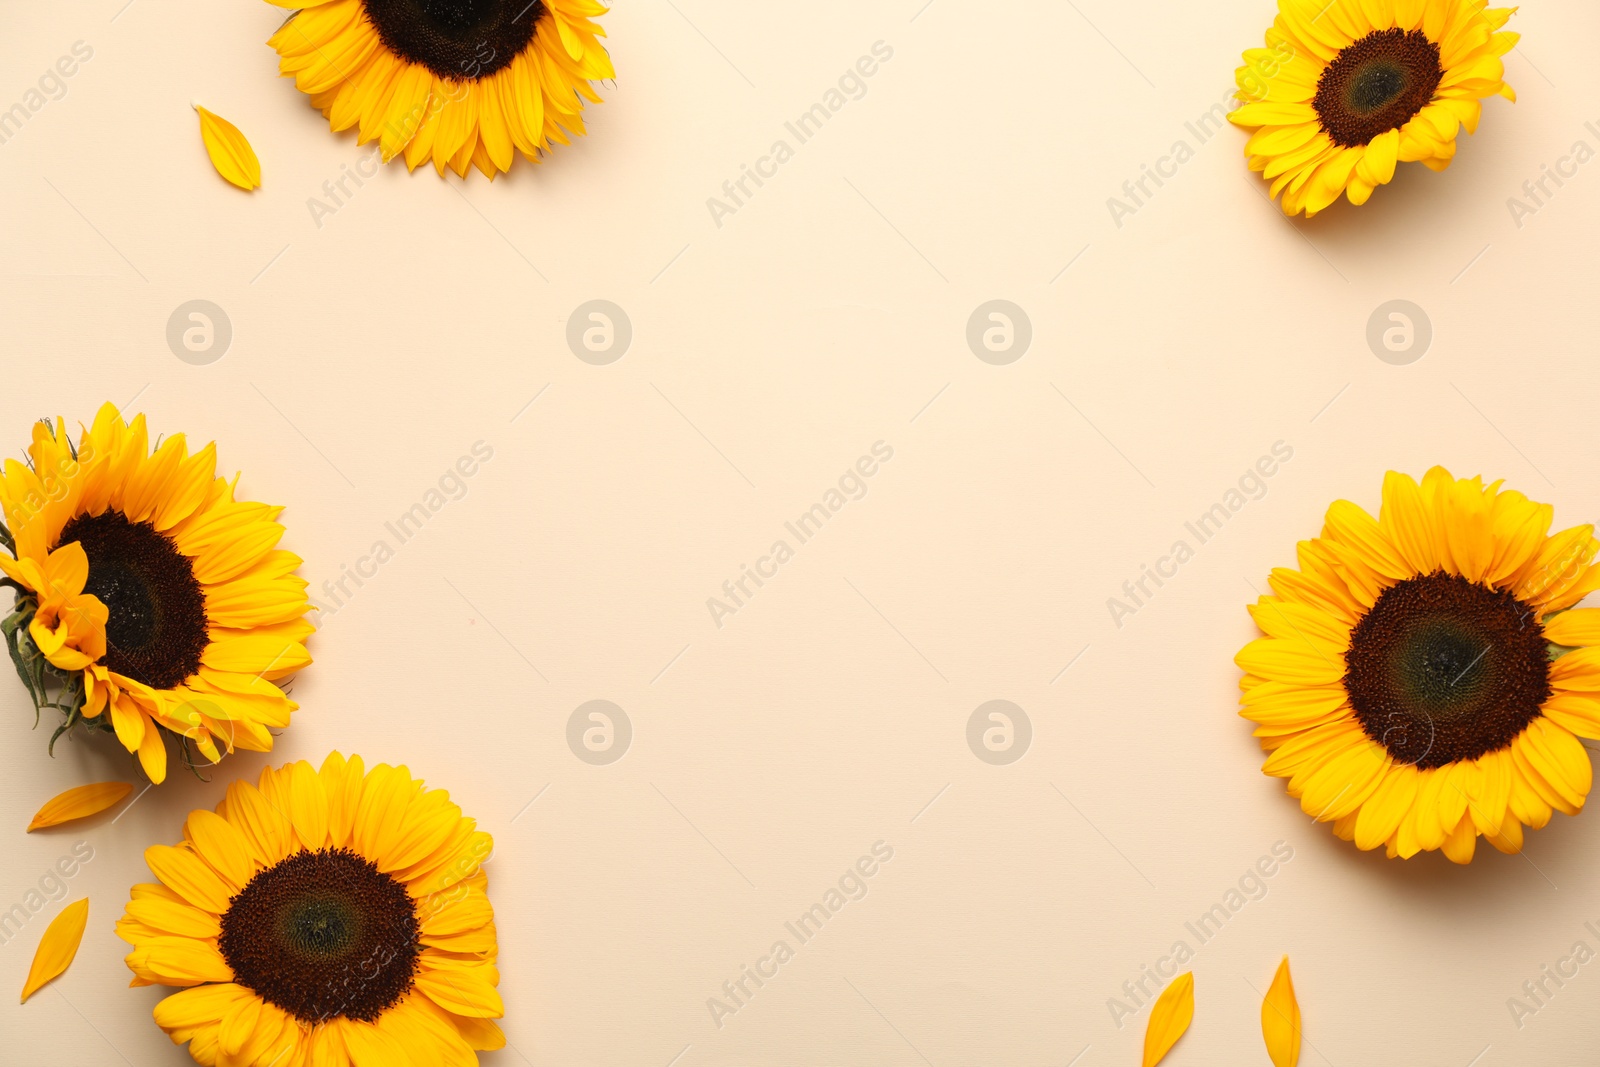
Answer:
11;439;1600;1064
0;5;1571;1064
9;407;503;1067
198;0;1519;233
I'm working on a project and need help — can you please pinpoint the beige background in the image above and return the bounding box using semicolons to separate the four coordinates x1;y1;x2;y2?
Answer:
2;0;1600;1063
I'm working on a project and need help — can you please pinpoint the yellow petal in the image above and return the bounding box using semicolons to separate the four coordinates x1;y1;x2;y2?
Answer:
1545;609;1600;648
125;897;222;940
1487;813;1525;854
1521;718;1592;809
1246;599;1350;655
1379;473;1437;570
1354;763;1420;850
195;105;262;191
1143;971;1194;1067
1230;100;1319;127
1236;637;1345;686
27;781;134;831
125;934;234;985
153;983;253;1034
201;628;312;678
1323;499;1410;579
1261;957;1301;1067
442;1010;505;1052
145;844;233;914
321;751;365;848
21;899;89;1002
185;809;255;891
137;714;169;785
376;998;477;1067
288;760;330;851
1358;127;1400;186
422;887;494;939
1550;646;1600;691
219;992;263;1058
352;764;412;864
222;779;293;868
1441;810;1479;864
342;1017;415;1064
414;963;504;1018
1541;692;1600;740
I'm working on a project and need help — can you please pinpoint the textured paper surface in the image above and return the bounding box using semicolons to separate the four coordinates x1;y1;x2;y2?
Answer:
1;0;1599;1063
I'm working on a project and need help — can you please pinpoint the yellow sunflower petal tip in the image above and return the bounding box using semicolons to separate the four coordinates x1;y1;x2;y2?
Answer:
194;105;261;191
28;781;135;831
1262;957;1301;1067
1142;971;1194;1067
21;898;89;1002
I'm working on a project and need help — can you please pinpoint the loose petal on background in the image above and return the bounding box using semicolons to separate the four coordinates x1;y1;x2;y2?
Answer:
28;781;134;831
1143;971;1194;1067
195;106;262;191
21;899;89;1002
1262;956;1302;1067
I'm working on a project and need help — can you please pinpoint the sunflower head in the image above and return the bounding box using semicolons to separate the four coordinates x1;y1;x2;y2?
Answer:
266;0;614;178
1237;468;1600;863
1228;0;1519;217
118;754;504;1065
0;404;312;784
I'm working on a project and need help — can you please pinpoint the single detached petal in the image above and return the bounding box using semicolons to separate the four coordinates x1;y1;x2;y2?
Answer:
1262;956;1302;1067
27;781;134;831
195;105;261;191
1143;971;1194;1067
21;899;89;1002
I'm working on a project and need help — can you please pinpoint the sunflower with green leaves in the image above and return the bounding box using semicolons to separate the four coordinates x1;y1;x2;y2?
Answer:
0;404;311;783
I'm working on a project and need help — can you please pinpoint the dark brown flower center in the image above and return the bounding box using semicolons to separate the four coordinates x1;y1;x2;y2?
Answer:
1344;572;1550;768
57;511;208;690
218;848;420;1024
361;0;545;80
1313;28;1443;148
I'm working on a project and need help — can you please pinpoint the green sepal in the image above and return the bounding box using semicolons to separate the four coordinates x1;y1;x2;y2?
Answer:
3;592;90;751
3;599;44;719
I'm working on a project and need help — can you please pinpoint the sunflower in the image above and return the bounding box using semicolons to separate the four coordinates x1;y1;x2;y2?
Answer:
118;754;504;1066
265;0;614;178
1237;468;1600;863
1228;0;1519;217
0;404;311;784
